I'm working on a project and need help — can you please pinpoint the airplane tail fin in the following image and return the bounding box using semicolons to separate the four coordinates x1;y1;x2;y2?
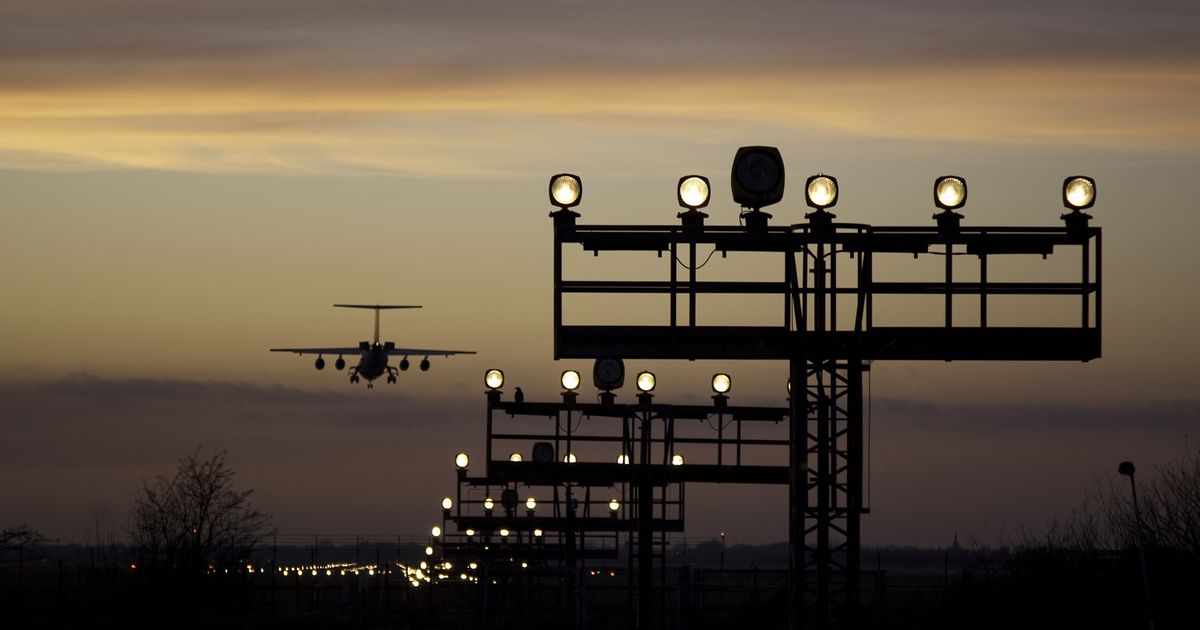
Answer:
333;304;422;310
333;304;421;345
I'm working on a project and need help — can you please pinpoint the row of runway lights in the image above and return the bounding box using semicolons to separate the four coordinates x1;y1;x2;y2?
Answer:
484;368;732;396
547;148;1097;219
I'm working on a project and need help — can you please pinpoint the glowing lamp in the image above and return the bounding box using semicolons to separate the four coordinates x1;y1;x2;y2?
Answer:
483;497;494;511
678;175;711;210
617;454;630;465
671;454;685;466
484;369;504;390
499;528;509;537
509;452;523;462
636;371;656;393
609;498;620;512
805;174;838;210
563;453;577;463
549;173;582;209
934;176;967;210
424;546;433;556
711;373;731;394
526;497;537;510
455;452;469;469
441;497;453;510
561;369;581;391
533;529;543;537
431;526;441;537
1063;176;1096;210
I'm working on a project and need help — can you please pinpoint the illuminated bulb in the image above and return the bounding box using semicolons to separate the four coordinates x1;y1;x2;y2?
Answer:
526;497;537;510
521;562;529;568
806;174;838;209
484;497;494;511
465;529;475;537
424;546;433;556
678;175;711;209
636;371;656;392
455;452;469;469
935;176;967;210
500;528;510;537
469;562;478;570
672;454;685;466
617;454;630;465
561;369;581;391
533;529;543;537
1064;176;1096;210
431;526;441;537
441;497;453;510
609;498;620;512
550;174;582;208
484;369;504;390
563;453;577;463
509;452;523;462
711;373;731;394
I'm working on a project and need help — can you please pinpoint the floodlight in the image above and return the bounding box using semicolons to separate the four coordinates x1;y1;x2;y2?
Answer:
563;453;577;463
561;369;581;391
671;454;684;466
609;498;620;512
424;546;433;556
549;173;582;209
805;174;838;210
636;371;656;393
441;497;453;510
431;526;441;537
526;497;537;510
593;357;625;390
484;369;504;390
509;452;523;462
617;454;630;465
465;529;475;537
1063;176;1096;210
483;497;494;511
499;528;509;537
455;452;469;469
532;441;555;463
711;373;731;394
533;529;543;537
678;175;711;210
934;176;967;210
731;146;785;209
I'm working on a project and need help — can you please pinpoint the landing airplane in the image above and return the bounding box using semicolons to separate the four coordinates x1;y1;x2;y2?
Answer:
271;304;474;388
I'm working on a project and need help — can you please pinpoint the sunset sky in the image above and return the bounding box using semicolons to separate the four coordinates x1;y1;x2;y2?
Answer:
2;0;1198;547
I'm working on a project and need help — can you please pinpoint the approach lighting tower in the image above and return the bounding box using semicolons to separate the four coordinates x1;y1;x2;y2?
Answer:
548;151;1101;629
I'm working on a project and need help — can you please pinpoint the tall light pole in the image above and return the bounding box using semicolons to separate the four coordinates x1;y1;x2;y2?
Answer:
1118;461;1155;630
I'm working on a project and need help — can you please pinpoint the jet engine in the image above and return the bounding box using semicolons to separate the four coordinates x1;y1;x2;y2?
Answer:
399;358;410;371
420;358;431;371
335;357;346;370
314;357;325;370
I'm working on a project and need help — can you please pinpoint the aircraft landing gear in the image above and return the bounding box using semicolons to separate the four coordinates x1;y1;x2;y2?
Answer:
350;374;360;384
387;375;396;384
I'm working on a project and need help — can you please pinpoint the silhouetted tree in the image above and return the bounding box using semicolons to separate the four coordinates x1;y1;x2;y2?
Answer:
0;524;49;549
129;448;274;573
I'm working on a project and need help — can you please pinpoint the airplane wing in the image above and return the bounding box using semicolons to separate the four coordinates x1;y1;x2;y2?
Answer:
385;347;476;357
270;347;363;356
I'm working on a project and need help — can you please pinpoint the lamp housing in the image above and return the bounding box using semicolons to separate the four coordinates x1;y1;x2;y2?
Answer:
484;369;504;390
711;373;731;394
561;369;581;391
934;176;967;210
678;175;711;210
636;371;656;393
549;173;582;209
593;357;625;390
731;146;785;209
805;174;839;210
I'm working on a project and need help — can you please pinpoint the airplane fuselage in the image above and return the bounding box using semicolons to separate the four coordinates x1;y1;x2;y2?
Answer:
353;344;389;382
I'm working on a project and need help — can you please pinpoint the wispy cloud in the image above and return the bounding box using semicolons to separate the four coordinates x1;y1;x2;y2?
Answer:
1;1;1197;174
